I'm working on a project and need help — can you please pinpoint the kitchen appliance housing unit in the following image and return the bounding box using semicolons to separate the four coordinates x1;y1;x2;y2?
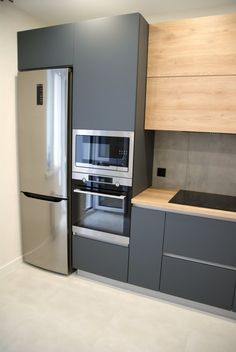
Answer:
18;68;72;275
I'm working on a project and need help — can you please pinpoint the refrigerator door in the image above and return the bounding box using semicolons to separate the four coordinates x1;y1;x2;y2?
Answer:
18;68;69;198
20;192;68;274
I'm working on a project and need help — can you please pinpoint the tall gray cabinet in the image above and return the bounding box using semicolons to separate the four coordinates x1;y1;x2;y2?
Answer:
73;15;140;131
17;13;154;282
17;14;153;199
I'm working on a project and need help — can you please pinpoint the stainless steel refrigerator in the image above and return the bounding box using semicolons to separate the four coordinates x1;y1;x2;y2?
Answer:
18;68;71;275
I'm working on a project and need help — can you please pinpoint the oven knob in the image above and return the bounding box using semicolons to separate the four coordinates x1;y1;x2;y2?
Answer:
115;182;120;187
82;178;86;183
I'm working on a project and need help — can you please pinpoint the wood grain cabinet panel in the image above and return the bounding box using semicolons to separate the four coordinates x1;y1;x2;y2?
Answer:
147;13;236;77
145;75;236;133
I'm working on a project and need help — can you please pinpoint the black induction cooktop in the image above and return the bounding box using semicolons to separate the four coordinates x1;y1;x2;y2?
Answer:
169;190;236;212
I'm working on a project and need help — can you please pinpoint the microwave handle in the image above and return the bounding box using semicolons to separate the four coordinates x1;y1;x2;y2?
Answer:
73;189;126;200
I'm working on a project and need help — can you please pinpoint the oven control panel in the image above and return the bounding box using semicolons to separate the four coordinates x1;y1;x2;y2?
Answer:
72;172;132;187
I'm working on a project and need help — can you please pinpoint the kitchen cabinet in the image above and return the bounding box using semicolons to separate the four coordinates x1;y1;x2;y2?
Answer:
163;213;236;268
147;13;236;77
233;292;236;312
128;206;165;290
160;211;236;310
160;256;236;310
72;235;129;282
73;13;148;131
18;14;149;132
145;13;236;133
17;14;153;195
17;24;75;70
145;75;236;133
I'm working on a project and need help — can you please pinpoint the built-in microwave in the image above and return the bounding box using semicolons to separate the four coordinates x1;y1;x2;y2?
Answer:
72;130;134;181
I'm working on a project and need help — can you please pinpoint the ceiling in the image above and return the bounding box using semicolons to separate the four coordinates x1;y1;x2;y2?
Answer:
12;0;236;25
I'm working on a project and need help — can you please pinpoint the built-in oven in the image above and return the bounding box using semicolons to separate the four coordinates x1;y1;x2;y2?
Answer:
72;130;134;182
72;177;132;246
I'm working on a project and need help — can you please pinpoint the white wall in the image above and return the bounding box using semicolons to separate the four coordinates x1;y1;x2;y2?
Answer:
147;4;236;23
0;2;44;270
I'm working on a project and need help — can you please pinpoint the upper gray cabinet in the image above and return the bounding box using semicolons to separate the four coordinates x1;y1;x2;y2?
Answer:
17;14;148;131
18;24;75;70
73;14;148;131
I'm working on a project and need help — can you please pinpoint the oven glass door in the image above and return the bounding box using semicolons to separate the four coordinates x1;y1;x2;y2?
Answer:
73;187;130;236
75;135;129;170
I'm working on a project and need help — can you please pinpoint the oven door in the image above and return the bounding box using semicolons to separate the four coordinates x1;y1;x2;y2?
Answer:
72;186;130;245
72;130;134;178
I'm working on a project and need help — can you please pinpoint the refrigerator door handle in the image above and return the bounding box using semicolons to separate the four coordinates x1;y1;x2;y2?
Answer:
22;192;66;203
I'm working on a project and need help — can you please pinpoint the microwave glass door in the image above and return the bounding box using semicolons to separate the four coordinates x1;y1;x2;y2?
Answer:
75;135;129;169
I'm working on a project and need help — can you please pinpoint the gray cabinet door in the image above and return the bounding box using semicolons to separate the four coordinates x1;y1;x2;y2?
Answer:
73;14;144;131
72;235;128;282
18;24;75;70
128;207;165;290
160;256;236;310
233;292;236;312
164;213;236;267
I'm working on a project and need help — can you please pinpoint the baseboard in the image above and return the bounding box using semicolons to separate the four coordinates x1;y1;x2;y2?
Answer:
78;270;236;321
0;256;23;277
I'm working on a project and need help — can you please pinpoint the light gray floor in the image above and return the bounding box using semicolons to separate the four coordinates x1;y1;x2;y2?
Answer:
0;263;236;352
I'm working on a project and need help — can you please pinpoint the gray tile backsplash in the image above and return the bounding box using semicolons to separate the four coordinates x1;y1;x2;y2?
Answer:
152;131;236;196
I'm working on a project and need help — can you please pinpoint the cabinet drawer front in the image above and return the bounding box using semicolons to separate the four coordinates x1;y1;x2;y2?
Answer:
160;256;236;310
128;207;165;290
164;213;236;267
72;235;128;282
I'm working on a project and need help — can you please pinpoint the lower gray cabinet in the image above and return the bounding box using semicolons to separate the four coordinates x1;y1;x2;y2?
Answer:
233;289;236;312
72;235;128;282
160;256;236;310
164;213;236;267
128;206;165;290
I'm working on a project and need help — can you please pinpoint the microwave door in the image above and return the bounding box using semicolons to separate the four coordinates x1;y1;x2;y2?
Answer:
93;136;110;166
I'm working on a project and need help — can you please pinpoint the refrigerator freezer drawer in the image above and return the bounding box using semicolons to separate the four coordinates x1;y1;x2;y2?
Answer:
20;192;69;274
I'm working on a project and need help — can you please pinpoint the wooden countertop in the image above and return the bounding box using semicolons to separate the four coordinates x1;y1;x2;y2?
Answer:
132;188;236;222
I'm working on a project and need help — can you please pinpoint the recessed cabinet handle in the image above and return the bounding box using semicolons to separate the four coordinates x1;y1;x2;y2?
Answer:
73;189;126;200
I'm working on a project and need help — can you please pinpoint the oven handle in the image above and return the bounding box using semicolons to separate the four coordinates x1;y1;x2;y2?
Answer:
73;189;126;200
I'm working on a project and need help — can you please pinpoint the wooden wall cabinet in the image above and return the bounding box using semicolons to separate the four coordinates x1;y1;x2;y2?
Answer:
147;13;236;78
145;13;236;133
145;76;236;133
